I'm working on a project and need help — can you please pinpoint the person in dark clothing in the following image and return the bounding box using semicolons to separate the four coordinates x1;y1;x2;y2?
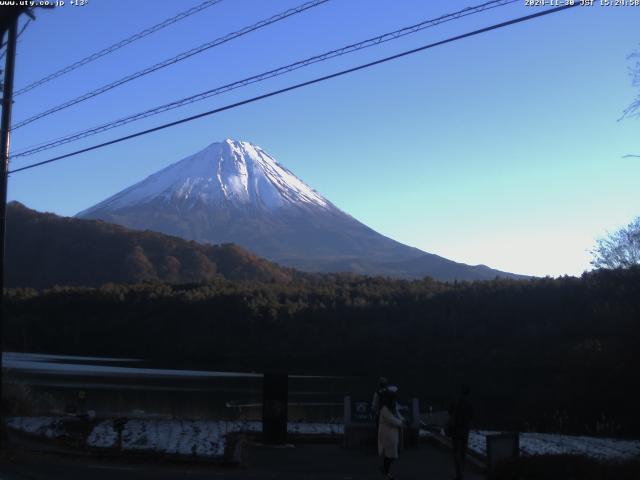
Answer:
371;377;388;456
371;376;388;429
448;384;474;480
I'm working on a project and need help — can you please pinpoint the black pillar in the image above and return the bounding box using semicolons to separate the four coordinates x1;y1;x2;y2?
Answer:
0;17;18;446
262;373;288;444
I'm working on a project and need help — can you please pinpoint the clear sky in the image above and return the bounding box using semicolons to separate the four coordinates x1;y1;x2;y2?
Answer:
5;0;640;277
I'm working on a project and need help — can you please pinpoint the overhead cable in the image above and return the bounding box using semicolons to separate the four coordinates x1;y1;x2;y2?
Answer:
12;0;517;158
9;4;578;175
13;0;225;96
11;0;330;130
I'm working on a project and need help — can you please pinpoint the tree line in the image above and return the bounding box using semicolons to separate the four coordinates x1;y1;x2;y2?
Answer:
4;267;640;436
5;201;296;288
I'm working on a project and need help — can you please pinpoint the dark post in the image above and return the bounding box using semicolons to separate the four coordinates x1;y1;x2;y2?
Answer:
0;17;18;441
262;373;288;444
486;432;520;475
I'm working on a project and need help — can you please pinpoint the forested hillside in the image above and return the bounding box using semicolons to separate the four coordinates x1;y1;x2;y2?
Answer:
5;202;296;288
5;267;640;435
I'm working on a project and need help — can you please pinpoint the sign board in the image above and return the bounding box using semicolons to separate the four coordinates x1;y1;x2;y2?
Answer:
348;398;416;425
351;399;372;423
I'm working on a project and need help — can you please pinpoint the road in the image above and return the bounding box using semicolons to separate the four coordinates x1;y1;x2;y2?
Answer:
0;443;484;480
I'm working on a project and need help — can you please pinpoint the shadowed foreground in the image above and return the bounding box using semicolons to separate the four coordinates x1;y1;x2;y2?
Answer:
0;443;484;479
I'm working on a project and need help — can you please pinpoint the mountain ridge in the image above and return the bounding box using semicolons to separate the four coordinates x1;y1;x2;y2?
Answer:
6;201;297;289
77;139;528;281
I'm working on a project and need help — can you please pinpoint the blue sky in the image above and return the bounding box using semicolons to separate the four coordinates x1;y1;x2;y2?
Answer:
6;0;640;277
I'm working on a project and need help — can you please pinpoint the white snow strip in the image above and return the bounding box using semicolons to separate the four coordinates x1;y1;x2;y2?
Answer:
112;419;342;458
6;416;65;439
468;430;640;461
11;416;345;459
121;420;235;458
88;420;118;448
287;422;344;435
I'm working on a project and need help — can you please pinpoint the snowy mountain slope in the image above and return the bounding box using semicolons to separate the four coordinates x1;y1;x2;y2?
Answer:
78;139;330;215
77;139;525;281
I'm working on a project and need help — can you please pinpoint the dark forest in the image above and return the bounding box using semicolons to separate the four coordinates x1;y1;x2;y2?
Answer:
5;267;640;436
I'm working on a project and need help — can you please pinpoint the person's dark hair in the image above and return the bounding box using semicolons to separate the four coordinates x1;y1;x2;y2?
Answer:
382;386;397;409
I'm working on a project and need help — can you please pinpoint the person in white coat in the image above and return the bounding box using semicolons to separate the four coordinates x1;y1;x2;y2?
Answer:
377;386;406;479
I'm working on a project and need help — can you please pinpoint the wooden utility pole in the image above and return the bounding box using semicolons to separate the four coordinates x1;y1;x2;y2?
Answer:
0;10;20;445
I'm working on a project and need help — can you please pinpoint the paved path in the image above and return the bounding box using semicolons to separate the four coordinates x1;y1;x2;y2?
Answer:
0;444;484;479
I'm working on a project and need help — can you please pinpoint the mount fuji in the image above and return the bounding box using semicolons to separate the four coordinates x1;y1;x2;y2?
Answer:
77;139;524;281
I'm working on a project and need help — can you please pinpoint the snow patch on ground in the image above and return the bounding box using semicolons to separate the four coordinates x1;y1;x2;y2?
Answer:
87;419;343;458
121;419;228;457
288;422;344;435
87;419;118;448
6;416;65;439
468;430;640;461
10;417;639;462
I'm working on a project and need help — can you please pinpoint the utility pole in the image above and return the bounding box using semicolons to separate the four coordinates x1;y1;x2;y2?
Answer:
0;5;51;447
0;9;20;447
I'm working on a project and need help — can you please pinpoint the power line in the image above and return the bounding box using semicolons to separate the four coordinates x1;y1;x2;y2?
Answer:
11;0;329;130
0;18;31;62
0;19;30;49
11;0;518;159
9;3;578;175
13;0;224;96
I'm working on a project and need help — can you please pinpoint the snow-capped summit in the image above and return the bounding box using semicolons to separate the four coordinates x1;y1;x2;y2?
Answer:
78;139;526;281
78;139;330;215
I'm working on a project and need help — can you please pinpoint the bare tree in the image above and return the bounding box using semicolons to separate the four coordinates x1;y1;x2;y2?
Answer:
621;45;640;120
591;217;640;269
